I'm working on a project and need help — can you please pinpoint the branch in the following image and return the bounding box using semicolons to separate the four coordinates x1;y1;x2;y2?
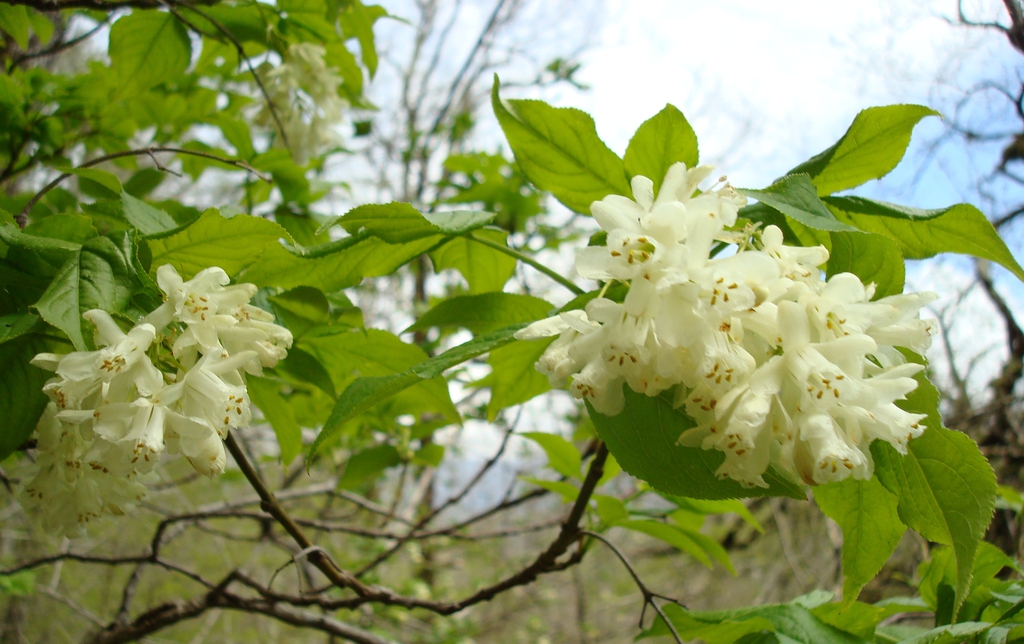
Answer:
995;204;1024;228
1005;0;1024;53
582;531;686;644
976;261;1024;443
87;575;398;644
955;0;1009;32
0;0;215;10
166;0;291;150
15;146;271;226
224;433;373;597
9;15;112;71
222;440;608;616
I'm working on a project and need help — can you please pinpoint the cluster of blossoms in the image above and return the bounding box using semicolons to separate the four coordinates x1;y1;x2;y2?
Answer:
517;163;937;488
256;43;349;164
21;265;292;536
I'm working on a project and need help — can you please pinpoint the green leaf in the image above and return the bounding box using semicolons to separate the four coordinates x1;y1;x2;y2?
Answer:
338;0;385;77
194;4;272;45
809;602;887;641
123;169;166;199
640;605;773;644
248;376;304;467
738;175;857;233
71;168;122;197
477;336;554;421
0;224;81;288
664;496;765;533
623;104;699;195
24;214;97;245
593;494;629;525
325;202;432;241
275;346;337;399
521;431;581;479
894;621;991;644
520;476;579;502
412;443;444;467
596;452;620;487
0;312;39;345
207;113;255;160
0;3;29;49
146;210;289;279
589;387;805;500
813;475;906;608
406;293;551;335
338;444;401;489
429;227;517;294
619;519;713;567
0;570;34;596
826;231;905;298
824;197;1024;283
684;529;737;575
920;542;1019;623
307;325;522;462
240;234;441;292
872;366;996;614
491;76;630;213
121;192;177;236
641;603;868;644
34;235;134;350
109;11;192;96
25;9;52;45
0;335;50;462
788;104;939;196
326;202;495;242
268;287;331;341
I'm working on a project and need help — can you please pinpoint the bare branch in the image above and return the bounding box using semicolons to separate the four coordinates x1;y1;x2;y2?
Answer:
976;261;1024;444
164;0;291;150
0;0;215;10
224;433;374;597
9;15;112;71
16;146;271;226
581;531;686;644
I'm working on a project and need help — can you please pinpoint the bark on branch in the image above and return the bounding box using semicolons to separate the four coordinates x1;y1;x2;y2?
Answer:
2;0;216;10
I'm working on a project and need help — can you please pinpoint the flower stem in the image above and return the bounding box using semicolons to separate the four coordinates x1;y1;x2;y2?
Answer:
465;231;584;295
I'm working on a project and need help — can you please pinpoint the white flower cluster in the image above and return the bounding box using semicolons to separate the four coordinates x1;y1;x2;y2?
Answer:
517;163;937;488
256;43;349;164
22;265;293;536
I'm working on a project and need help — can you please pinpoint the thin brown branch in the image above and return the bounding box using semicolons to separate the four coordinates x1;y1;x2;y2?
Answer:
9;15;112;71
15;146;271;226
87;571;397;644
977;261;1024;444
220;438;607;616
952;0;1008;32
224;432;373;597
168;0;291;150
995;204;1024;228
582;531;686;644
0;0;214;10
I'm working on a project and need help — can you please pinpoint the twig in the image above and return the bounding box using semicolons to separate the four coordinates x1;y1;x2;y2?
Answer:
224;432;373;597
0;0;215;10
167;0;291;150
9;15;112;71
16;146;271;226
581;530;686;644
39;585;105;627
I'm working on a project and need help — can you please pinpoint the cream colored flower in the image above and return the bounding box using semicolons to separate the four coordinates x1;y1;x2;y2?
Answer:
517;163;936;488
